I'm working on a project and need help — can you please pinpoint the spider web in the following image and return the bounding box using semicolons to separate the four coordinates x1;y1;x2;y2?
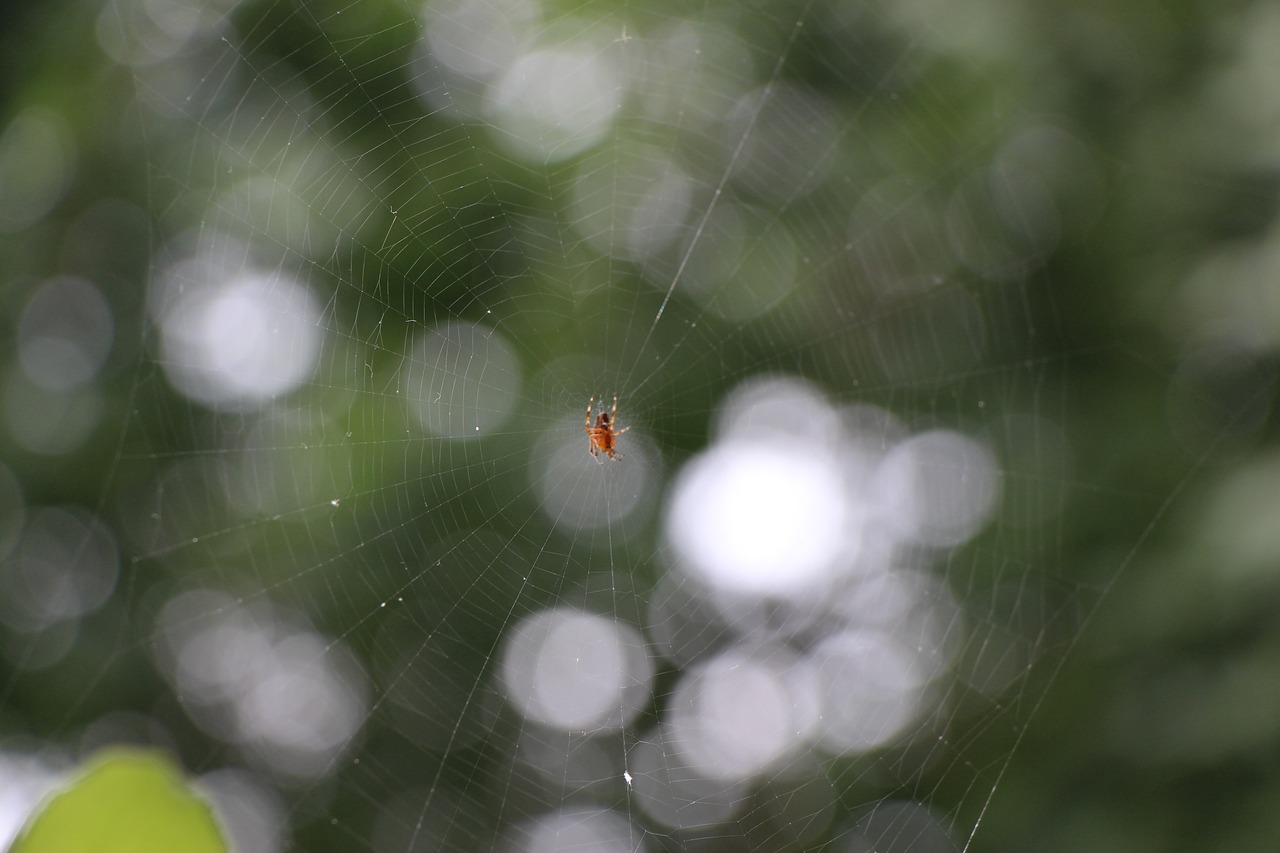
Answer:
4;0;1275;851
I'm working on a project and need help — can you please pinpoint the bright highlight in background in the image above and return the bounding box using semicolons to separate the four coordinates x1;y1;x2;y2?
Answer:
667;377;1000;598
0;506;118;638
878;430;1001;547
668;442;846;597
157;266;323;410
505;806;647;853
153;590;367;782
403;322;522;439
667;645;819;780
18;276;113;392
487;47;621;163
809;629;931;752
500;608;653;733
659;376;997;772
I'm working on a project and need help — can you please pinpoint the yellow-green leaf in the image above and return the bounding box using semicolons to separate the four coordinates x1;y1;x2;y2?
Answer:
11;748;227;853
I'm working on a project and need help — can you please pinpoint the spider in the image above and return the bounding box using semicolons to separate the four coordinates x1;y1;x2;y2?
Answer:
584;395;630;463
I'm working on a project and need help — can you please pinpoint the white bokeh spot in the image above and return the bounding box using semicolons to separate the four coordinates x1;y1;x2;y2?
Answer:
667;440;847;597
159;271;324;410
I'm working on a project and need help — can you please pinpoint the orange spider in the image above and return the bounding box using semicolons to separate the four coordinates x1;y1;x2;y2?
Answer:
584;395;630;463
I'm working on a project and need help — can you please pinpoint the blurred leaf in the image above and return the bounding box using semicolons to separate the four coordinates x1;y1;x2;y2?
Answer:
10;749;226;853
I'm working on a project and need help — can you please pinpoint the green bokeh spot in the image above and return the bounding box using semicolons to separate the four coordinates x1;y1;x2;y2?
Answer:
11;748;227;853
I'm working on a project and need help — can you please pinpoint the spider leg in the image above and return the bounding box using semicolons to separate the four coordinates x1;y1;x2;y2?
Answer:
609;396;629;441
585;396;595;431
